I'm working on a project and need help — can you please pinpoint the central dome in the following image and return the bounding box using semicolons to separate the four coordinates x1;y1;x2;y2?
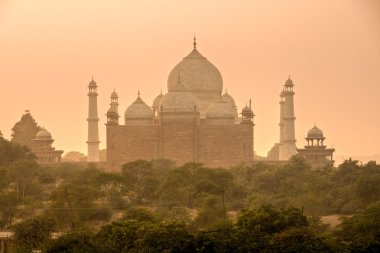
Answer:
160;78;199;113
167;47;223;95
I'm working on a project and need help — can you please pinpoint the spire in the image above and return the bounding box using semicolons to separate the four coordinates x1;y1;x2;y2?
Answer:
87;74;100;161
193;35;197;49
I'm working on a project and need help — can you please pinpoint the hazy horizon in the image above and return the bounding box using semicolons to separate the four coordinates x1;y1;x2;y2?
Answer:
0;0;379;160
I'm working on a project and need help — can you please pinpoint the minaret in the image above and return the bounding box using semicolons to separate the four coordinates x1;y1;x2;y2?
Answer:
106;90;119;125
87;77;100;162
279;77;297;160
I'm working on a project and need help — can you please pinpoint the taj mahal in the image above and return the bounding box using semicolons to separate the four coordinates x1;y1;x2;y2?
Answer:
81;37;334;169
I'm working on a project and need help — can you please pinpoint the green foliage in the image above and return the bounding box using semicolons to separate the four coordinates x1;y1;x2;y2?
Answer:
0;155;379;251
44;229;98;253
335;201;380;252
121;160;160;203
0;191;18;227
122;207;159;223
96;221;141;252
135;222;194;252
236;205;308;235
268;227;333;253
62;151;86;162
355;175;380;205
0;136;35;167
13;217;56;253
11;110;41;146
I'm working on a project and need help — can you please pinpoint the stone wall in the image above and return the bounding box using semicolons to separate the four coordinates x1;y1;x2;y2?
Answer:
197;124;253;167
106;120;254;169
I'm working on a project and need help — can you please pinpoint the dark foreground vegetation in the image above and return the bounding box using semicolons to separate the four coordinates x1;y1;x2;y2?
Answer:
1;134;380;252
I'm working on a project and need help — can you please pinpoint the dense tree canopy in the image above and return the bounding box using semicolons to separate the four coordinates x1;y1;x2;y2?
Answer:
11;110;41;146
0;154;379;252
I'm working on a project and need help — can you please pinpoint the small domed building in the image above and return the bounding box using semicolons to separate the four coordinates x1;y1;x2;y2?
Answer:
296;125;335;167
29;128;64;163
105;38;255;168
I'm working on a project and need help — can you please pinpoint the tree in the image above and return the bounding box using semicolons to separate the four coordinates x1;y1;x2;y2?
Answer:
44;229;98;253
122;207;159;223
0;137;35;167
13;217;56;253
268;227;333;253
48;181;104;229
11;110;41;146
355;175;380;205
8;159;39;204
62;151;86;162
0;191;18;228
236;205;308;235
121;160;159;203
335;201;380;252
134;223;194;252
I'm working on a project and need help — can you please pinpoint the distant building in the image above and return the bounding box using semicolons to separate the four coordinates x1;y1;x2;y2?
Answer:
87;78;100;162
105;38;255;169
297;125;335;167
29;128;63;163
267;78;297;160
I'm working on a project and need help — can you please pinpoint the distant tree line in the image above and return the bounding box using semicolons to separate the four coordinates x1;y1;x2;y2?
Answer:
11;203;380;252
1;116;380;252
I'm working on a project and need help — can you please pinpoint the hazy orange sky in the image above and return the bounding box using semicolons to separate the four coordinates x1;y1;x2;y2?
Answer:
0;0;379;160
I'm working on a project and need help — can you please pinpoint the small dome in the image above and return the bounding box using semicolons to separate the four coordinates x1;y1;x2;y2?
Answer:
285;77;294;86
152;91;164;109
111;90;118;98
167;46;223;94
221;91;236;108
89;78;97;87
160;77;199;113
242;105;253;114
124;93;153;119
35;129;52;140
159;90;199;113
206;98;236;119
307;125;324;138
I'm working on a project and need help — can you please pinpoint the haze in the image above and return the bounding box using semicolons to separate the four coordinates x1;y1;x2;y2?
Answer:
0;0;379;160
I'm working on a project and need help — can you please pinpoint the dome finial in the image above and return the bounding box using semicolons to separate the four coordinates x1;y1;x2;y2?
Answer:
249;99;252;109
193;35;197;49
160;89;163;95
138;90;140;97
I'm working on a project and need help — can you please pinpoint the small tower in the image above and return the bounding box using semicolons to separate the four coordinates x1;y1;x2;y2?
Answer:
241;100;255;124
106;90;119;125
297;125;335;167
87;77;100;162
152;90;164;118
279;77;297;160
240;99;255;161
